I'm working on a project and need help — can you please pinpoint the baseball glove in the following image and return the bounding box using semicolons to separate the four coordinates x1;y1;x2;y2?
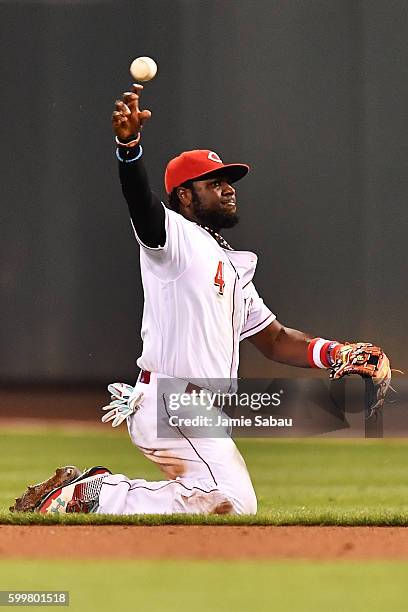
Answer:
329;342;391;418
9;466;82;512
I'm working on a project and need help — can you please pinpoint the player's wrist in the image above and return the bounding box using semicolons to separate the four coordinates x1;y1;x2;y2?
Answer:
307;338;342;369
116;144;143;164
115;133;141;147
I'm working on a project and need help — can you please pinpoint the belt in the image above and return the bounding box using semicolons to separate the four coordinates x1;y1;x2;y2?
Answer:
139;370;223;408
140;370;151;384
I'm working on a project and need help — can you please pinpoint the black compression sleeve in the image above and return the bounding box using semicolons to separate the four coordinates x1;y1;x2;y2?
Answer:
118;149;166;248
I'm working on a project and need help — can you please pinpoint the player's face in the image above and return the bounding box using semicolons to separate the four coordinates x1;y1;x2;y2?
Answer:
190;176;239;230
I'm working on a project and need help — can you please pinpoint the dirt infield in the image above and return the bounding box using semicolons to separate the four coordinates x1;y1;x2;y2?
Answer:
1;526;408;560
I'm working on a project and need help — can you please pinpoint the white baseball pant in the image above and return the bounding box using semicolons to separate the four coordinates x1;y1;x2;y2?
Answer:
97;372;257;515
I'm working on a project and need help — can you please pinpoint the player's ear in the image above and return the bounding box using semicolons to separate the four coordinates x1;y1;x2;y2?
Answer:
177;187;192;207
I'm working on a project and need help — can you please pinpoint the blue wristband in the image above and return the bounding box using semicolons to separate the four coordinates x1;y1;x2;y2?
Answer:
116;144;143;163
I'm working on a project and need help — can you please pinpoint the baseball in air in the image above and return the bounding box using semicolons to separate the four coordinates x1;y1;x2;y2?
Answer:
130;56;158;82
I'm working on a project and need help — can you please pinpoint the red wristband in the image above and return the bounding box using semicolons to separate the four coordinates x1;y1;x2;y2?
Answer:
308;338;341;369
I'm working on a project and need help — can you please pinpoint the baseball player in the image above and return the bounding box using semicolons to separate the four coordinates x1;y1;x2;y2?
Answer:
10;85;391;516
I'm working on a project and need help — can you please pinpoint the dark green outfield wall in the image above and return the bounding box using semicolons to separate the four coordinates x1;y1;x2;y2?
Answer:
1;1;407;382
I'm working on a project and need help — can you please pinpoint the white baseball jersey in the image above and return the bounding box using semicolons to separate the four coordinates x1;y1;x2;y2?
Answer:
132;205;275;380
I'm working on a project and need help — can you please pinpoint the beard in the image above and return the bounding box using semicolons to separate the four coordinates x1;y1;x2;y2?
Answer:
191;193;239;230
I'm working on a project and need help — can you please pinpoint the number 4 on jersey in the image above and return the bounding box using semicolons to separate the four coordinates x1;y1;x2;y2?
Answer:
214;261;225;295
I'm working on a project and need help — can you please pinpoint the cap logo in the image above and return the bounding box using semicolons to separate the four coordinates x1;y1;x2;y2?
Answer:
208;151;223;164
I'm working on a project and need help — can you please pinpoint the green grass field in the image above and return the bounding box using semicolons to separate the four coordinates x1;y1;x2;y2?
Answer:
3;427;408;612
2;426;408;524
1;560;408;612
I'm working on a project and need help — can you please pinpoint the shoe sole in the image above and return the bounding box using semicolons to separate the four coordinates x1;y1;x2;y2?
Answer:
10;466;82;512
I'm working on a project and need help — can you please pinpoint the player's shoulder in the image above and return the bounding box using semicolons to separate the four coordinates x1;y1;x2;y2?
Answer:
166;207;190;224
165;207;188;224
165;207;204;236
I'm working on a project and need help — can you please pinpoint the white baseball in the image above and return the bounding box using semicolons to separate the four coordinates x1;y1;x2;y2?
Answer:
129;57;158;82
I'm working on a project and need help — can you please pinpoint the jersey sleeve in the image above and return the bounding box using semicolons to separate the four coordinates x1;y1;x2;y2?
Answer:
118;145;166;249
240;282;276;341
132;206;194;280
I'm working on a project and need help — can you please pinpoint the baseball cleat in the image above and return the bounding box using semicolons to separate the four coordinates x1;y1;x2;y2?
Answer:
10;466;83;512
38;466;112;514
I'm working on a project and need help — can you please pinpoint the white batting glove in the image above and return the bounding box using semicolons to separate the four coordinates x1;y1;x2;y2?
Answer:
101;382;144;427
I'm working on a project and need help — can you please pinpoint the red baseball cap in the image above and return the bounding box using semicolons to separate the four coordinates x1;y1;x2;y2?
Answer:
164;149;249;194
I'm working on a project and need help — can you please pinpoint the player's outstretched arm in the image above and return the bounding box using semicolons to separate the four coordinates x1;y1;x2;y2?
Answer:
249;319;311;367
249;319;390;381
112;84;165;248
250;320;392;416
249;320;391;417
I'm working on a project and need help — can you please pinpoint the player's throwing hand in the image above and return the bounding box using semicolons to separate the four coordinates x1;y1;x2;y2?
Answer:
112;84;152;141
